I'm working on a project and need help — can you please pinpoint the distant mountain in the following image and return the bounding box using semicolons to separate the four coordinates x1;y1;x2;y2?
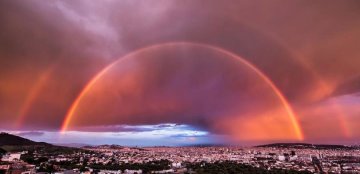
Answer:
256;143;356;150
84;144;148;151
83;144;125;149
55;143;90;148
0;132;50;146
185;144;227;147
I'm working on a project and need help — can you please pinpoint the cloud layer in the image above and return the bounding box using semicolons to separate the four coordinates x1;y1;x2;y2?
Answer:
1;0;360;144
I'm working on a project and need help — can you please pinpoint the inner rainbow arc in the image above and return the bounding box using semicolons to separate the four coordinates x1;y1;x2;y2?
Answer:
60;42;304;141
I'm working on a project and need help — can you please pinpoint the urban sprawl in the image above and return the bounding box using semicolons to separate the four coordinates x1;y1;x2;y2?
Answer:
1;144;360;174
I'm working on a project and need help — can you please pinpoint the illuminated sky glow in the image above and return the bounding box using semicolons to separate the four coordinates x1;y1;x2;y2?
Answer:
61;42;304;141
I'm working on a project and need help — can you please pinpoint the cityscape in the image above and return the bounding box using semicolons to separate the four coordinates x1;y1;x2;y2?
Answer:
1;133;360;174
1;0;360;173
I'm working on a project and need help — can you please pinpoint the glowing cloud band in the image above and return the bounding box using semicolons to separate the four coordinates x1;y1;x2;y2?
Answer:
61;42;304;140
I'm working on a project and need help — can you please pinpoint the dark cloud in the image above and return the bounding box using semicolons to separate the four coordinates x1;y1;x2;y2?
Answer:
71;124;197;133
74;125;166;133
334;75;360;96
76;125;155;133
15;131;44;137
170;133;208;138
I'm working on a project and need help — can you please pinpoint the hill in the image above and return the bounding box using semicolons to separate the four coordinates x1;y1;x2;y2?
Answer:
0;132;50;146
55;143;90;148
84;144;125;149
0;132;83;154
0;147;6;154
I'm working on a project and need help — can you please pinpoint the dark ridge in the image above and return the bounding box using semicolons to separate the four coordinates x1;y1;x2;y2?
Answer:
181;143;227;148
0;132;84;154
84;144;147;151
55;143;90;148
0;147;6;154
83;144;125;149
0;132;50;146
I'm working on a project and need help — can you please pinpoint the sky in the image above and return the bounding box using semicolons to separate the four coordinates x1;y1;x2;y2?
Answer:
1;0;360;146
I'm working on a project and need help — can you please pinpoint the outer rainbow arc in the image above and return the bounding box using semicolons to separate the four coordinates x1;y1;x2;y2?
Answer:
15;66;54;129
61;42;304;140
236;22;349;138
261;33;351;138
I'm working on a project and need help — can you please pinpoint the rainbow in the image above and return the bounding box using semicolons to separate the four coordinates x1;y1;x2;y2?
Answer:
264;35;351;138
60;42;304;140
241;25;350;138
15;66;54;128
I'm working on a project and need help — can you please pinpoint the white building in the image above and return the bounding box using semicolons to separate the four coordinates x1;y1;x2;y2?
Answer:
289;155;298;161
153;169;174;173
1;153;22;161
98;170;122;174
124;169;142;174
278;155;286;161
171;162;181;168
